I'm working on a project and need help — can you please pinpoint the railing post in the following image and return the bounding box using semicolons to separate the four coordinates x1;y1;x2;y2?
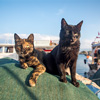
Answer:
2;46;5;53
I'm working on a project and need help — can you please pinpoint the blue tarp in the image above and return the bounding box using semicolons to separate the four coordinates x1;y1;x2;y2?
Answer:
87;85;100;99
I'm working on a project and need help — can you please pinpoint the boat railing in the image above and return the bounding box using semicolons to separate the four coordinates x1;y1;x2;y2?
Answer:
0;44;15;54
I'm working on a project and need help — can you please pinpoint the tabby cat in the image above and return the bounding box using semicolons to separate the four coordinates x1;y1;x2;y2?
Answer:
14;33;46;87
44;18;83;87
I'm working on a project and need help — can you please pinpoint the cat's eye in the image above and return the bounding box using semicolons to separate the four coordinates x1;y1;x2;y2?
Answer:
66;30;69;35
26;45;29;48
75;36;78;38
74;33;78;38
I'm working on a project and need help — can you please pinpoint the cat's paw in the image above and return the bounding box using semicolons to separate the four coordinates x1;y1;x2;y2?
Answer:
60;78;67;83
72;81;79;87
29;79;36;87
21;63;28;69
66;72;69;75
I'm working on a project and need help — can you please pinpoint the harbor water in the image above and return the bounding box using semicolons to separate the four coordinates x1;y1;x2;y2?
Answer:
77;54;100;99
76;54;89;76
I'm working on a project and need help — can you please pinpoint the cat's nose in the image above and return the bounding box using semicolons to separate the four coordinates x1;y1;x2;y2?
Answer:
24;51;27;54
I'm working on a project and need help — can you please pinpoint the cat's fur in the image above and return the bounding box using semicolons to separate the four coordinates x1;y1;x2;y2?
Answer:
44;18;83;87
14;33;46;87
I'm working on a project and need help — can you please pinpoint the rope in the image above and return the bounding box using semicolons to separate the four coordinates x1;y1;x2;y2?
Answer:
92;78;100;81
95;89;100;95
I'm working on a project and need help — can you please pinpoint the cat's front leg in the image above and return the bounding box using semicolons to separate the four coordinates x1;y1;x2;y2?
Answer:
58;63;67;83
27;56;46;86
21;63;28;69
19;58;28;69
29;64;46;87
70;60;79;87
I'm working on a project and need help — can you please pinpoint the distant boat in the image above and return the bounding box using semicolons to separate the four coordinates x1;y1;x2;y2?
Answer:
91;41;100;65
84;34;100;78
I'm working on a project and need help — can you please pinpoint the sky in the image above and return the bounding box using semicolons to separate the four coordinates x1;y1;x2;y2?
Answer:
0;0;100;51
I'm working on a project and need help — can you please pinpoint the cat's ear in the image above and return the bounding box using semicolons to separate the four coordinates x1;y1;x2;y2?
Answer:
61;18;68;28
27;34;34;44
77;20;83;31
14;33;20;41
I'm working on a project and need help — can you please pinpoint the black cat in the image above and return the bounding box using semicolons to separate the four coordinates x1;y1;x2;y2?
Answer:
44;18;83;87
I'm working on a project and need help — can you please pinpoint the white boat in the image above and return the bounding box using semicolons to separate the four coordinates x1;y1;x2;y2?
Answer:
91;41;100;65
84;34;100;78
0;40;57;60
0;44;18;60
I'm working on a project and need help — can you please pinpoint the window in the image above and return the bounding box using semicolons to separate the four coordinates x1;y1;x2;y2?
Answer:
5;47;13;53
